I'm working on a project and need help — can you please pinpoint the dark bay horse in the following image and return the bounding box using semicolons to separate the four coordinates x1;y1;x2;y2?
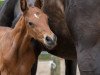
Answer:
0;0;57;74
38;0;100;75
0;0;77;75
36;0;100;75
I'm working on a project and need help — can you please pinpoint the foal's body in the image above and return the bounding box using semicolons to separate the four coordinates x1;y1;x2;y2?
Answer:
0;17;35;75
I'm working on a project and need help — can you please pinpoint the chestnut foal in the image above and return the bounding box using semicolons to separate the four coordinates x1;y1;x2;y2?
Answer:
0;0;57;75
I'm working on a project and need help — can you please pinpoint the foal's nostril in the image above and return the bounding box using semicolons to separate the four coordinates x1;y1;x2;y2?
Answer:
44;35;57;49
45;35;57;46
45;36;54;45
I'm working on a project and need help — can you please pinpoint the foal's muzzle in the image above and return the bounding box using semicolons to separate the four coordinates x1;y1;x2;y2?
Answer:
44;34;57;49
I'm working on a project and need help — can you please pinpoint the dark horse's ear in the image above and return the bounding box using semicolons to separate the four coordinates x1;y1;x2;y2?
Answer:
20;0;28;13
34;0;42;8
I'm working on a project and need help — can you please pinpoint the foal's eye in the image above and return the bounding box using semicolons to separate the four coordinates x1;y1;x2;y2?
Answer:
28;22;35;28
29;22;33;26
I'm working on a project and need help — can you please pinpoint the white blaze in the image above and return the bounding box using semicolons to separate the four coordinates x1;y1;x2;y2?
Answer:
34;14;39;19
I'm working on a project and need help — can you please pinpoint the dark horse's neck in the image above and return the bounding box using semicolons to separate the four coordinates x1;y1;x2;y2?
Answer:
42;0;72;40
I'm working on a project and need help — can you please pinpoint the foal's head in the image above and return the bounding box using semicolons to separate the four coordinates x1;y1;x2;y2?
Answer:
20;0;57;49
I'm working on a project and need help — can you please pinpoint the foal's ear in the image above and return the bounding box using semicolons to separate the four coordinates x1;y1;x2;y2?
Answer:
20;0;28;12
34;0;42;8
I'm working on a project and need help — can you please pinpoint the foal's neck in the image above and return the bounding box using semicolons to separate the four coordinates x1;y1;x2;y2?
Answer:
12;16;31;55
